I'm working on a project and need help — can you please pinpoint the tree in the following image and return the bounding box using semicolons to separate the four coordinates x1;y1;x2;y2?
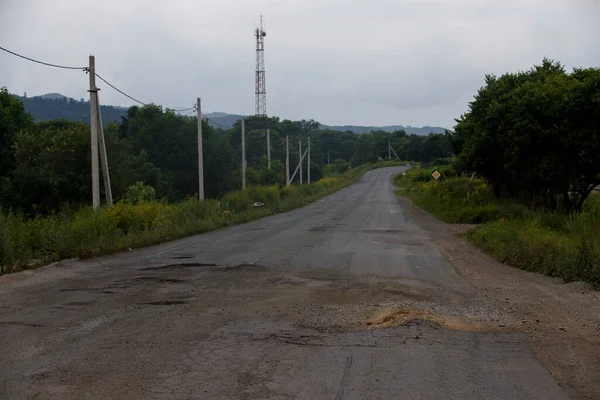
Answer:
7;120;91;214
451;59;600;211
0;88;34;204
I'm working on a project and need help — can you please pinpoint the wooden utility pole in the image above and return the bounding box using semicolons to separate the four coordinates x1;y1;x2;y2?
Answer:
197;98;204;200
388;140;391;160
285;135;290;187
96;97;113;206
88;55;100;210
266;128;271;169
299;140;303;184
241;119;246;189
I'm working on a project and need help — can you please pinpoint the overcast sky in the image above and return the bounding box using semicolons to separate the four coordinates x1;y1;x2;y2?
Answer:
1;0;598;128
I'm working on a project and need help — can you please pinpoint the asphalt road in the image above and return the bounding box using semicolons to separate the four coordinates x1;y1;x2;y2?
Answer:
0;167;569;399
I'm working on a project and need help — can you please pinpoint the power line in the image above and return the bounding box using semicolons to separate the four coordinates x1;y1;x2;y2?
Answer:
95;74;193;112
2;45;218;123
171;105;196;112
293;141;309;150
94;73;147;106
0;45;87;70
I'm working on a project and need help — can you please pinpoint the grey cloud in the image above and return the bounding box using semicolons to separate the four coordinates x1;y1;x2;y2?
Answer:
1;0;598;128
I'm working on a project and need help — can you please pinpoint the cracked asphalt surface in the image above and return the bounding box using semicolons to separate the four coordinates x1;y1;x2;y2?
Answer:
0;167;581;399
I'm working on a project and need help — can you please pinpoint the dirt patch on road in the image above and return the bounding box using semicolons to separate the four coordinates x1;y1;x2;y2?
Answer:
363;307;492;332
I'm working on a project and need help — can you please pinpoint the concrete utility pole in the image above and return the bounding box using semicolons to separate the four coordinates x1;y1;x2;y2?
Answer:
267;128;271;169
390;144;401;160
299;140;303;184
197;98;204;200
88;55;100;210
96;97;113;206
288;147;308;184
286;135;290;187
307;134;311;184
241;119;247;189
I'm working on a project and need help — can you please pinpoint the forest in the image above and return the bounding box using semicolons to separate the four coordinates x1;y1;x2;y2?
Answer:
0;87;452;216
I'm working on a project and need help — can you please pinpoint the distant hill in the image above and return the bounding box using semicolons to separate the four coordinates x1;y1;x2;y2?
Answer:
13;93;448;134
37;93;69;100
204;112;246;129
16;94;128;125
202;114;448;134
320;124;447;135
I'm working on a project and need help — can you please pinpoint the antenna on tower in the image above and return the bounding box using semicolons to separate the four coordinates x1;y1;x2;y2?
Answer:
255;15;267;117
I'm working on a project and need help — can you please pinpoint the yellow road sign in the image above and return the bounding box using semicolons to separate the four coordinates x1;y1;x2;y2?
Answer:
432;170;441;180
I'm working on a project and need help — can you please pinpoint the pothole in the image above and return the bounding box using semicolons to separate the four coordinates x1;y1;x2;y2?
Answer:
363;307;491;332
363;229;405;234
63;301;93;307
0;321;43;328
224;264;267;271
117;277;186;284
158;278;186;283
139;263;215;271
171;255;194;259
139;300;188;306
59;288;116;294
104;283;133;289
270;276;332;288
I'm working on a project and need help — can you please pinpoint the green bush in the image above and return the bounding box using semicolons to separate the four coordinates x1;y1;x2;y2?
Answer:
440;167;457;178
247;185;281;206
223;189;251;211
397;168;503;224
173;198;220;222
422;158;452;168
125;182;156;204
280;185;300;198
108;201;174;234
411;170;434;182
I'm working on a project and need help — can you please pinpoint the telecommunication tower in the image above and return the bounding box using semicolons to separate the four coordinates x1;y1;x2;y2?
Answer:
255;16;267;116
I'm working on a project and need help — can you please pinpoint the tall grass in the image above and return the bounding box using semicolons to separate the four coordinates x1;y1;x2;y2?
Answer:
396;167;600;287
470;200;600;286
395;168;530;224
0;160;402;274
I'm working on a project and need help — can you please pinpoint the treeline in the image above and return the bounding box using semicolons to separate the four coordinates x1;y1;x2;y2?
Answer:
449;59;600;212
0;87;453;215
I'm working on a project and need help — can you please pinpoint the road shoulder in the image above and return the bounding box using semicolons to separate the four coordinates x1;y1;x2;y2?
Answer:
396;194;600;399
